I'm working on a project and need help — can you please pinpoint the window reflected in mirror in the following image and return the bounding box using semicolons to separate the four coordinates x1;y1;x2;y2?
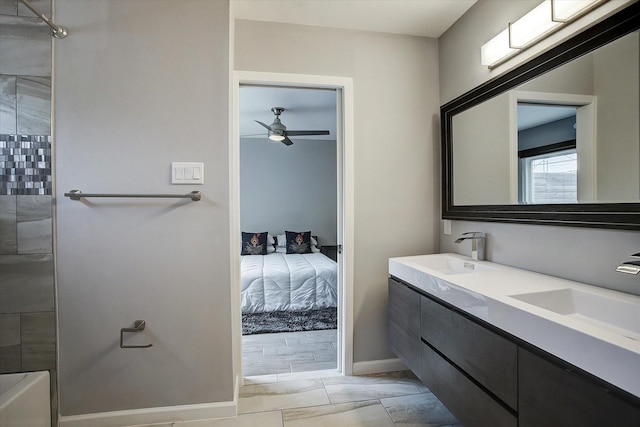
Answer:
517;104;578;204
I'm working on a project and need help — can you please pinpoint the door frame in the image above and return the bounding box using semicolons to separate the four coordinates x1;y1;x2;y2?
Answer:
508;90;597;203
230;71;354;385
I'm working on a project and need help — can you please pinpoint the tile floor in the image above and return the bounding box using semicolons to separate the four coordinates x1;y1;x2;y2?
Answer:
130;330;462;426
242;330;338;377
139;370;462;427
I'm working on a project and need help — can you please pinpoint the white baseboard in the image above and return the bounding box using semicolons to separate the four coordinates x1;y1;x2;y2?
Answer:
59;400;237;427
352;358;408;375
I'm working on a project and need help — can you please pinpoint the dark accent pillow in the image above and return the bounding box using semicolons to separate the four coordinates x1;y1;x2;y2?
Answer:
285;231;313;254
241;232;268;255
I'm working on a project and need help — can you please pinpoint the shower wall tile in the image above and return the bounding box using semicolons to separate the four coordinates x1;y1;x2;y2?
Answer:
0;344;21;372
17;195;51;253
0;254;54;313
16;76;50;134
21;311;55;370
18;0;50;17
0;0;51;16
0;75;17;134
0;0;17;16
0;195;17;253
0;313;20;347
0;15;51;76
0;135;52;195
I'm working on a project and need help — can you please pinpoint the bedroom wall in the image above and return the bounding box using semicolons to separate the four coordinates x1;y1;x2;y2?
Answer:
438;0;640;296
55;0;234;418
240;137;338;246
235;21;440;364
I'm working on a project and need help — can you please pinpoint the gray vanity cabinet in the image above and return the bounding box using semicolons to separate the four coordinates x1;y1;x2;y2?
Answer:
388;277;517;427
388;277;421;374
388;275;640;427
421;343;517;427
420;295;518;410
420;294;517;427
519;348;640;427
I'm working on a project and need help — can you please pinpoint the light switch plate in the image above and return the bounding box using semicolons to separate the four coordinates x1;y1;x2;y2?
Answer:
172;162;204;184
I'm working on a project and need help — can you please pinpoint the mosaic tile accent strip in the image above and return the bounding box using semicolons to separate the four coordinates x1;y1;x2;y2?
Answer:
0;134;51;195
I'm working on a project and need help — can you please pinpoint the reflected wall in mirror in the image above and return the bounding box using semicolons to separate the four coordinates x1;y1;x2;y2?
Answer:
452;29;639;205
442;4;640;230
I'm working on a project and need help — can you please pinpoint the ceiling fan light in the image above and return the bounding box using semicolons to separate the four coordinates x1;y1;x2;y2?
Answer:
269;132;285;141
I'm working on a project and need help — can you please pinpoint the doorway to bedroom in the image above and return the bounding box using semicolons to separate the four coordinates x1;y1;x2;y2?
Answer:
238;83;342;377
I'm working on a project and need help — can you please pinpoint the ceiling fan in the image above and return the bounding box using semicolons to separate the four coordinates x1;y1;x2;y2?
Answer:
255;107;330;146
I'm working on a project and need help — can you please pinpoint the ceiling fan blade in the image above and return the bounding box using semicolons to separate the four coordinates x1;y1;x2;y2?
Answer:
282;136;294;146
255;120;272;130
286;130;330;136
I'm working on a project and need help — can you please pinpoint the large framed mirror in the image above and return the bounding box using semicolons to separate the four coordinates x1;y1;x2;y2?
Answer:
442;3;640;230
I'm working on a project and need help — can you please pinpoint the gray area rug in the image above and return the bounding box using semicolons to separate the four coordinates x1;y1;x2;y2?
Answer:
242;307;337;335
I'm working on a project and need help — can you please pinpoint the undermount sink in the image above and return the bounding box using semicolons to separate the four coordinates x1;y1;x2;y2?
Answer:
510;288;640;340
409;254;495;275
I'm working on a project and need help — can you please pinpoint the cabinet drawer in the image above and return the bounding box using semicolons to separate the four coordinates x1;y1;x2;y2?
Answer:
421;342;517;427
519;348;640;427
421;295;517;409
388;278;421;375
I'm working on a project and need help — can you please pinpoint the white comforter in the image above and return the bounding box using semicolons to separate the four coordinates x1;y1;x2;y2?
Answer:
241;252;338;314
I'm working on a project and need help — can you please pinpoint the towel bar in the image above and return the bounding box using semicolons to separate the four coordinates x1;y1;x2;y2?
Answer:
64;190;201;201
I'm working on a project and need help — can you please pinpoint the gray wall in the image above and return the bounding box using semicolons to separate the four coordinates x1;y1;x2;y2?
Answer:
236;20;441;363
452;93;511;205
240;137;338;245
439;0;640;296
593;31;640;201
55;0;233;416
0;0;57;424
518;117;576;151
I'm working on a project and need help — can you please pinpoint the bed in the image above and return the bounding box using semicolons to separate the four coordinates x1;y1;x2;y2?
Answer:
240;250;338;314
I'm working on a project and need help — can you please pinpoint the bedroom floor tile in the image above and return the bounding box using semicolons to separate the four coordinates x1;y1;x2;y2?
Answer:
290;360;337;372
303;329;337;343
243;329;337;376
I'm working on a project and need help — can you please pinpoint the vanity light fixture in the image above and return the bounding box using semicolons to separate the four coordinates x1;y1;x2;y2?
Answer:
481;0;607;68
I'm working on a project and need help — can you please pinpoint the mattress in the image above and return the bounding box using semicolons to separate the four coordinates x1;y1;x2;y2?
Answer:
241;252;338;314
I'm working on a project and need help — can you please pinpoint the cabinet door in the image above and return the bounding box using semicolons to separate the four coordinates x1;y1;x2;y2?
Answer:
421;295;518;410
519;348;640;427
388;277;421;375
421;342;517;427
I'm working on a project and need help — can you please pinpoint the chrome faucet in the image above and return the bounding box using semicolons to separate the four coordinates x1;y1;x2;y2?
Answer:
455;232;485;261
616;252;640;275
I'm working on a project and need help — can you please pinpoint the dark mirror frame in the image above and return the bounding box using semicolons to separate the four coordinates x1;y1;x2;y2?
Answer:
442;3;640;231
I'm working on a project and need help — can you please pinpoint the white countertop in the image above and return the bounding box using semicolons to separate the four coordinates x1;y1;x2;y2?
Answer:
389;253;640;398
